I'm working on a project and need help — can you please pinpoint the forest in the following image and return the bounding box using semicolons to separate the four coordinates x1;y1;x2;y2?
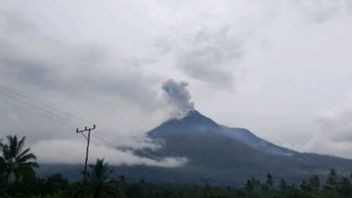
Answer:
1;135;352;198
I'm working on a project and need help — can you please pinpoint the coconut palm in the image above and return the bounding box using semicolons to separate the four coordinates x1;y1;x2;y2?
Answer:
74;159;118;198
0;135;38;183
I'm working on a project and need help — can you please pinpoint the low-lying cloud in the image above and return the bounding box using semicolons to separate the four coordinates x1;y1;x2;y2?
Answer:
32;139;187;167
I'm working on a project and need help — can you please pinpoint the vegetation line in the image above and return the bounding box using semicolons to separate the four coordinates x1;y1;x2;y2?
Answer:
1;135;352;198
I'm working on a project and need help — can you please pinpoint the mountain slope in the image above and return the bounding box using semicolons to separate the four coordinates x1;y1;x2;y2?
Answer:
138;110;352;184
149;110;296;157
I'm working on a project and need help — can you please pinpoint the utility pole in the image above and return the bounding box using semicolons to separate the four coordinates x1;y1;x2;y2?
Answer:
76;124;96;182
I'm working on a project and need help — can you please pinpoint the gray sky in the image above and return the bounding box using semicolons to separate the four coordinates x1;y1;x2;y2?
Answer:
1;0;352;164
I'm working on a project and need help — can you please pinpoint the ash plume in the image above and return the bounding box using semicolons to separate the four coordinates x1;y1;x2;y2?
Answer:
162;79;194;118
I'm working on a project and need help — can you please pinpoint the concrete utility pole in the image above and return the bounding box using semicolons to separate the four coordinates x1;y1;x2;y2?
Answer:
76;124;96;182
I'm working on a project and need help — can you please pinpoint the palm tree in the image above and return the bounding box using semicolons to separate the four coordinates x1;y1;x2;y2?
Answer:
74;159;118;198
0;135;38;183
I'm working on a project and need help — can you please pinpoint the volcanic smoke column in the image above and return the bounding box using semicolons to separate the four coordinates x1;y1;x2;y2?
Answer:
162;79;195;118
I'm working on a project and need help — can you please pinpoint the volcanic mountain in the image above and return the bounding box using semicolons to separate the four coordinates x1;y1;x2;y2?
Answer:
40;110;352;185
131;110;352;184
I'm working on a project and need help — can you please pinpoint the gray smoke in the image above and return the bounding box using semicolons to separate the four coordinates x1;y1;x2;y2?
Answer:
162;79;194;117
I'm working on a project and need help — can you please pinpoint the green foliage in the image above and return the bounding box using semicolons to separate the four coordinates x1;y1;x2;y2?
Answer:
29;191;72;198
4;167;352;198
72;159;119;198
309;175;320;191
336;177;352;197
266;173;274;188
32;173;69;196
0;135;38;184
324;169;338;191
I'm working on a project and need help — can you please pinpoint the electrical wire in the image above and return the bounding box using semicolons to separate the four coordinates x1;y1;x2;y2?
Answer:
0;85;122;146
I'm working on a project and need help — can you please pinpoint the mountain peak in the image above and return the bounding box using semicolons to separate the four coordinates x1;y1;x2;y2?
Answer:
170;110;219;128
147;110;219;138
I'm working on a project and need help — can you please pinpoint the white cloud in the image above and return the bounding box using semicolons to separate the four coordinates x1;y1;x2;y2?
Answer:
32;139;187;167
300;91;352;158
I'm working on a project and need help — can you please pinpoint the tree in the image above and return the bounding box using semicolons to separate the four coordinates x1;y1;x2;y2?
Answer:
336;177;352;197
74;159;118;198
308;175;320;191
35;173;69;196
126;178;147;198
0;135;38;184
266;173;274;188
324;169;338;191
279;179;287;190
117;175;128;197
300;180;312;192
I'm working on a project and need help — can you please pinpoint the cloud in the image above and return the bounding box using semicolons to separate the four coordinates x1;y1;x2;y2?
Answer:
159;27;244;88
176;28;244;88
152;0;352;90
1;0;352;162
301;92;352;159
291;0;352;23
162;79;194;118
0;9;166;154
31;139;187;167
0;9;190;168
0;14;158;106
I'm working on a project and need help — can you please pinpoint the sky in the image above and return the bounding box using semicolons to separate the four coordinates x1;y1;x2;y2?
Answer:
0;0;352;165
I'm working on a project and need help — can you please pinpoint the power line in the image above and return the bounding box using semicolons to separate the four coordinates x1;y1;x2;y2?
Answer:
0;88;80;125
0;97;77;128
0;85;122;146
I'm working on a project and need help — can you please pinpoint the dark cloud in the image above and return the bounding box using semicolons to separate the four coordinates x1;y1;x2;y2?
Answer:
0;58;54;88
0;11;159;109
0;10;163;147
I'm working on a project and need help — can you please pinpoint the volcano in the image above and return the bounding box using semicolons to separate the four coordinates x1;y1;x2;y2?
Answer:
131;110;352;185
39;110;352;185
